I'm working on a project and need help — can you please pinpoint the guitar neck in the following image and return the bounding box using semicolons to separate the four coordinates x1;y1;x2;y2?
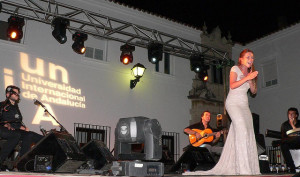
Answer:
206;130;223;137
206;132;217;137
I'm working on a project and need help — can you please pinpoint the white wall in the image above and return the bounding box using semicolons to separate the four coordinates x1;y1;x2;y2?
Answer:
233;24;300;146
0;0;198;153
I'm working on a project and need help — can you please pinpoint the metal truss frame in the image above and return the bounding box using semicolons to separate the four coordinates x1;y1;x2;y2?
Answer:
0;0;231;63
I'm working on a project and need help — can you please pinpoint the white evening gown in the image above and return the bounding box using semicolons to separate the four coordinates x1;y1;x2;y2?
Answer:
184;66;260;175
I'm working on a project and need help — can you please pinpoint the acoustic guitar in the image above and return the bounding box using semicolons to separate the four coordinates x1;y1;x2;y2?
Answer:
189;128;224;147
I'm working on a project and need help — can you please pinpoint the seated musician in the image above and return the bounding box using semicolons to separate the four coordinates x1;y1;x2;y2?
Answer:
184;110;223;158
280;107;300;173
0;85;43;168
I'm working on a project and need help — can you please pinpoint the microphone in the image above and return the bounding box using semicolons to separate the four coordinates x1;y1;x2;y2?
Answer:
40;125;47;136
7;87;17;94
33;99;46;108
7;87;12;92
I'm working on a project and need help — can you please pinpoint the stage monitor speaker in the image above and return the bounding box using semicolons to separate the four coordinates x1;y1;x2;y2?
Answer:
16;131;86;173
259;159;270;173
111;161;164;176
252;113;260;134
81;140;116;170
255;133;266;155
169;147;215;173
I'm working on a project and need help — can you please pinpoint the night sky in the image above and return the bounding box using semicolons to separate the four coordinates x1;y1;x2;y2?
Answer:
112;0;300;45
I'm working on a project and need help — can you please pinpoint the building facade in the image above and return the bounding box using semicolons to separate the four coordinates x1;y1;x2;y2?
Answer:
0;0;203;154
189;26;233;130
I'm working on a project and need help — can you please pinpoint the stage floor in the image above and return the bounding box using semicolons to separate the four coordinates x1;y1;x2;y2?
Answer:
0;172;296;177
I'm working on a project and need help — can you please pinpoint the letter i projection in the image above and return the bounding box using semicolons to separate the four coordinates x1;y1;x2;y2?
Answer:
4;68;14;88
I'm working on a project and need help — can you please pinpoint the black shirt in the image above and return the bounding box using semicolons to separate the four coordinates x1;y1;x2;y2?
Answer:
0;101;23;129
185;121;216;131
281;120;300;139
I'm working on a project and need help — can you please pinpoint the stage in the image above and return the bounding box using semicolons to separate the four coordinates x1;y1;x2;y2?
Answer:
0;171;296;177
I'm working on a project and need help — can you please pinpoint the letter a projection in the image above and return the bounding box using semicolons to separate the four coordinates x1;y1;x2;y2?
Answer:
32;103;59;126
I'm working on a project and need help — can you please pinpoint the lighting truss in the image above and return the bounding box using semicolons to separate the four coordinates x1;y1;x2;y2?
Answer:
1;0;231;64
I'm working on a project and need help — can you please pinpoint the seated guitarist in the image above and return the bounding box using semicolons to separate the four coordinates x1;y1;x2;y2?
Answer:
184;111;223;158
0;85;43;170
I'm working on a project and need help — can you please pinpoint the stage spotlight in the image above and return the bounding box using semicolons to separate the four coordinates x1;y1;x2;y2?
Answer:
7;16;25;41
190;54;209;81
190;54;205;73
72;32;88;54
51;17;69;44
114;117;162;161
120;44;135;65
198;69;209;82
130;63;146;89
148;42;163;64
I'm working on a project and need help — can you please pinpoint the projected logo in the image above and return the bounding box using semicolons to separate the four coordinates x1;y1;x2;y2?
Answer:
3;52;86;126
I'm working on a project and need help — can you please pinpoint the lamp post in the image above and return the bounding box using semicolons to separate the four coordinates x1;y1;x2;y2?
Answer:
130;63;146;89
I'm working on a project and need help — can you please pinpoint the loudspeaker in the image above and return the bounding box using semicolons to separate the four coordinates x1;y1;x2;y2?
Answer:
255;134;269;174
169;147;215;173
252;113;259;134
259;159;270;173
16;131;86;173
81;140;115;170
255;133;266;155
111;161;164;176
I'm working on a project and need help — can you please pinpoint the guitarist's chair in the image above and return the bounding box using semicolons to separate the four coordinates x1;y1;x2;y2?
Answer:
169;146;215;173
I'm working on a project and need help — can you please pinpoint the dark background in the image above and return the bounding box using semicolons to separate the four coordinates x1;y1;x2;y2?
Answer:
112;0;300;45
